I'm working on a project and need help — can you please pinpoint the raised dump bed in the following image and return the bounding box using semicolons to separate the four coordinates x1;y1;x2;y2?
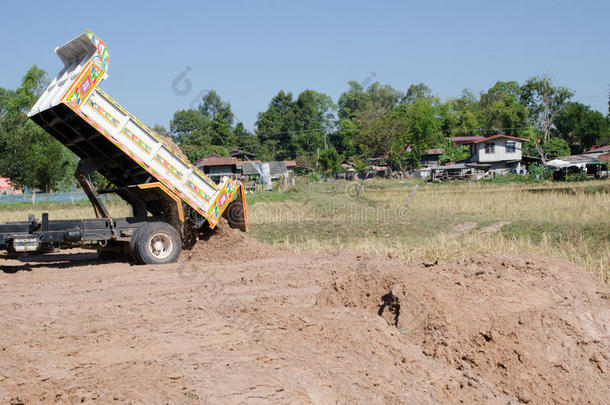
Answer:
0;30;247;264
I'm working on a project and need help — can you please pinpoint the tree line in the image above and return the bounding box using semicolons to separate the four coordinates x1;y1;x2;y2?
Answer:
1;66;609;191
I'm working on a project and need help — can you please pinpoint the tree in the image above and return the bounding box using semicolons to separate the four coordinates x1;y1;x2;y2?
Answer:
317;147;342;175
256;89;336;160
0;66;77;191
397;99;443;169
542;137;571;160
356;97;442;171
256;90;296;160
199;90;234;125
479;81;529;136
169;90;254;161
554;101;609;152
402;82;433;104
521;75;573;142
337;81;367;121
440;89;482;137
439;139;469;163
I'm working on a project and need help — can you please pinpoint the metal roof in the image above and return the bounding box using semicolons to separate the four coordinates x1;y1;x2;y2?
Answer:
194;155;238;167
269;161;288;175
473;135;528;144
241;162;262;175
450;136;485;144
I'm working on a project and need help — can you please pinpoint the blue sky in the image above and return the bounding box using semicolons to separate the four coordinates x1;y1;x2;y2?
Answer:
1;0;608;130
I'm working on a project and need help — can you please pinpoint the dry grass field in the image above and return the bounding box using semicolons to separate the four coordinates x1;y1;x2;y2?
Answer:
246;178;610;281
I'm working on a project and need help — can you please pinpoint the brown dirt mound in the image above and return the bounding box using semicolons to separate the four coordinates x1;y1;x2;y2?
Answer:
181;218;288;263
317;254;610;404
0;251;608;403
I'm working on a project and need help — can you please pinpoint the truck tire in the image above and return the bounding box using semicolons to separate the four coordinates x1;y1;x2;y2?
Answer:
129;224;146;264
133;222;182;265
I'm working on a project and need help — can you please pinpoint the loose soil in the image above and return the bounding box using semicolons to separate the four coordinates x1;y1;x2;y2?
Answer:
0;225;608;404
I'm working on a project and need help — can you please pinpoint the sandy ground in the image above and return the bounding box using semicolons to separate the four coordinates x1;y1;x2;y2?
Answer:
0;227;609;404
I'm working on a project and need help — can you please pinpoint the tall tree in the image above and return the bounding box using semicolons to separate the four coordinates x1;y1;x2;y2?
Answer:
521;75;573;142
169;90;255;161
337;81;368;121
0;66;76;191
554;101;610;152
402;82;433;104
479;81;528;136
256;89;336;160
440;89;482;137
199;90;234;125
356;97;442;170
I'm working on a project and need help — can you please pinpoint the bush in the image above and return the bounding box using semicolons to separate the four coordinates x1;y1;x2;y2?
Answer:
566;172;588;182
528;165;550;182
309;172;321;182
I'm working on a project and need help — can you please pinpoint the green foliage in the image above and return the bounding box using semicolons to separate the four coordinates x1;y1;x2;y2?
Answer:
355;92;442;170
440;89;482;137
0;66;77;192
521;75;573;142
479;81;529;136
527;165;550;182
308;172;321;182
317;147;342;175
439;139;469;163
554;101;609;152
256;89;336;160
542;137;571;159
169;90;258;162
3;63;607;193
566;172;589;182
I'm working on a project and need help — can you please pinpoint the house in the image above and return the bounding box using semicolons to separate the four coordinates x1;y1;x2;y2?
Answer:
285;160;297;173
464;134;527;174
367;157;390;177
194;154;239;183
429;134;527;181
239;160;263;177
420;148;444;167
0;177;18;195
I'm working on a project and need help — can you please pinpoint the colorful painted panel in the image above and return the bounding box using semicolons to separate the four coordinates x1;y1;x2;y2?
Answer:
154;154;184;180
122;127;152;154
87;98;120;127
66;62;104;107
186;180;211;201
85;30;110;72
207;179;239;219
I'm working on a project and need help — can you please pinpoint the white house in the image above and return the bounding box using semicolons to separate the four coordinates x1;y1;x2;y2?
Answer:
466;135;527;173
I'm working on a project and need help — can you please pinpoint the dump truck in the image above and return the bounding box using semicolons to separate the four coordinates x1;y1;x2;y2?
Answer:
0;30;248;264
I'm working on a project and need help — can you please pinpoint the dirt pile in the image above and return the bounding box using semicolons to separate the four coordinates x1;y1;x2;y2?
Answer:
181;218;287;263
318;254;610;404
0;250;608;403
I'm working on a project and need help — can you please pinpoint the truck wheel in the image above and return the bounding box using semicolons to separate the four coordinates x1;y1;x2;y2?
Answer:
129;224;146;264
134;222;182;265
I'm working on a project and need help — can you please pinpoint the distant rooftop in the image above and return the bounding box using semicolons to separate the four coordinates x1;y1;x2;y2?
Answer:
449;136;485;144
194;154;238;167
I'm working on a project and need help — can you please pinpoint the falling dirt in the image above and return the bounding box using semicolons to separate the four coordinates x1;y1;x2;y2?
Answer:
182;218;288;264
0;236;608;404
